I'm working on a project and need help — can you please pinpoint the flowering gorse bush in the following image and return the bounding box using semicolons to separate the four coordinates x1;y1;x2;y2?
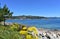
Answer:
0;23;39;39
19;26;39;39
10;23;20;31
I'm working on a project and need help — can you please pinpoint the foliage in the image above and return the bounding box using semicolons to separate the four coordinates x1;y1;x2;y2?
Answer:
10;23;20;31
0;30;22;39
19;26;39;39
0;4;13;22
0;23;39;39
0;25;22;39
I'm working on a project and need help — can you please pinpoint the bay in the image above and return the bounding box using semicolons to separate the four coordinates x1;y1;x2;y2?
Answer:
6;19;60;30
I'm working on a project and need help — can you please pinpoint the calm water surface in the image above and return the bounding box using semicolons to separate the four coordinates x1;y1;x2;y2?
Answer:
6;19;60;30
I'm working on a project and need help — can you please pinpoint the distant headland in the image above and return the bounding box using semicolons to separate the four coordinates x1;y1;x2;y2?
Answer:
5;15;60;20
7;15;47;19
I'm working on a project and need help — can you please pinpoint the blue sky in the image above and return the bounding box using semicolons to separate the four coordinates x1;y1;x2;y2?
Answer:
0;0;60;17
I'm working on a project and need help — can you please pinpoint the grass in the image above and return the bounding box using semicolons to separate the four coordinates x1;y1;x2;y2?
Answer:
0;24;22;39
0;23;40;39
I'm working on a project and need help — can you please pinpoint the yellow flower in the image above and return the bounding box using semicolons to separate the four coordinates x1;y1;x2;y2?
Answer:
28;27;38;34
35;36;38;39
26;35;32;39
19;30;27;35
22;27;27;30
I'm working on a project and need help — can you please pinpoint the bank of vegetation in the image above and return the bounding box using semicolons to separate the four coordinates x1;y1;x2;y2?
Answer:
11;15;46;19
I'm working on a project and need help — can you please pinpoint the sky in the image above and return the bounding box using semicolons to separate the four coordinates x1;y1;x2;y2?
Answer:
0;0;60;17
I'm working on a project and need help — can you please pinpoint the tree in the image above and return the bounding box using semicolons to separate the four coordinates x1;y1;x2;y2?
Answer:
0;4;13;25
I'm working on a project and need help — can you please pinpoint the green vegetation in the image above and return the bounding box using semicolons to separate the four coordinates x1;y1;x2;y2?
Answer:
0;30;22;39
0;23;39;39
0;4;13;25
0;24;22;39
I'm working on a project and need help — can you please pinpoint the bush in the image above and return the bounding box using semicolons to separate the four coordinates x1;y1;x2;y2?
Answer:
0;24;22;39
10;23;20;31
0;30;22;39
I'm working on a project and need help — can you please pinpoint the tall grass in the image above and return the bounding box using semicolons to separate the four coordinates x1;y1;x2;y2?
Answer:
0;25;22;39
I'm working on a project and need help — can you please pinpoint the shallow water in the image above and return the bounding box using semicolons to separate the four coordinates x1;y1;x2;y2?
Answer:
6;19;60;30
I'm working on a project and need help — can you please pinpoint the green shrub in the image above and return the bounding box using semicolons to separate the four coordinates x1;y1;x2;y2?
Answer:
10;23;20;31
0;24;22;39
0;30;22;39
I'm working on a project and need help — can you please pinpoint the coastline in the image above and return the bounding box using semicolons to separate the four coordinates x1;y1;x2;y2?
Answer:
1;22;60;31
38;28;60;39
0;22;60;39
1;19;60;38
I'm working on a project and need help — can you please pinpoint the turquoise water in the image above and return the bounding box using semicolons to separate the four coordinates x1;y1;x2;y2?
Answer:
6;19;60;30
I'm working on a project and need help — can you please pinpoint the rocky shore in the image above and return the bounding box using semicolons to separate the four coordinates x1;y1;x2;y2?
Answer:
0;22;13;25
38;28;60;39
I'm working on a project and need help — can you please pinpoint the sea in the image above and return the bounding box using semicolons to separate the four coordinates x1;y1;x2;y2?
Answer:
6;19;60;30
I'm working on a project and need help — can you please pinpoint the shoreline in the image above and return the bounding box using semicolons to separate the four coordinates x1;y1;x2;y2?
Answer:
0;22;60;39
38;28;60;39
1;22;60;31
1;22;60;34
